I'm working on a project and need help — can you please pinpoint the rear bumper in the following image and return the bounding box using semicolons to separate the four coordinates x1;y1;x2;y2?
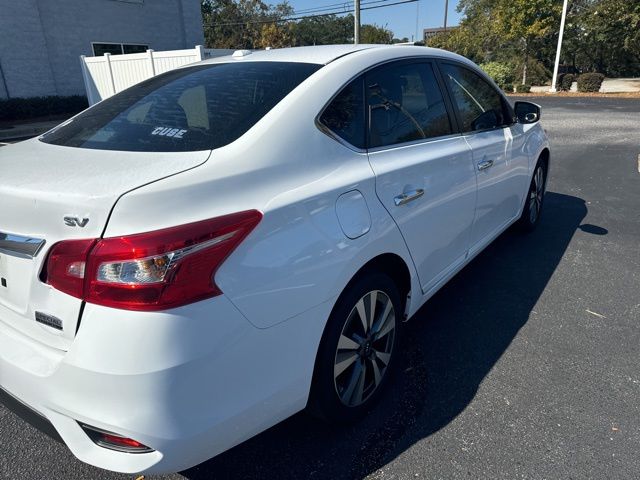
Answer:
0;386;63;443
0;294;332;474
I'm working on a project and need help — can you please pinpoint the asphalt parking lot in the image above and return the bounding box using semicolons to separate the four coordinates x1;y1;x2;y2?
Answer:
1;96;639;480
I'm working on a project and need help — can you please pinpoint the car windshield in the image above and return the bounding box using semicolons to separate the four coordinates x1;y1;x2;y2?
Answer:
40;61;322;152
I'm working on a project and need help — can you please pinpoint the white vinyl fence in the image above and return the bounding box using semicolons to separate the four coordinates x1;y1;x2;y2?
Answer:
80;46;234;105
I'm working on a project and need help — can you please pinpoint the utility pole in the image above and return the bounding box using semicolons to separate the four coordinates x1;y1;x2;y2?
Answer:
415;1;420;44
444;0;449;32
354;0;361;44
550;0;569;93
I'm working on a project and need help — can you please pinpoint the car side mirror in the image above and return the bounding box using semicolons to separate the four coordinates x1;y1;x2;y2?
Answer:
514;101;541;124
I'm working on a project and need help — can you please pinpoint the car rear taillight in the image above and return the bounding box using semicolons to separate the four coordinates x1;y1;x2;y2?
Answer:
44;210;262;311
44;239;97;298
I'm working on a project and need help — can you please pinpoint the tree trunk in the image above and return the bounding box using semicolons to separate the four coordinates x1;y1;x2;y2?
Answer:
522;41;529;85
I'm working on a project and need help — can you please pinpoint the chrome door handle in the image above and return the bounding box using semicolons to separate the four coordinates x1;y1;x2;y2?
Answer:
477;159;494;171
394;189;424;206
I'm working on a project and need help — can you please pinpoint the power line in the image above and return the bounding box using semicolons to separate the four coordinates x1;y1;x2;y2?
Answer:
204;0;418;27
290;1;353;15
290;0;391;16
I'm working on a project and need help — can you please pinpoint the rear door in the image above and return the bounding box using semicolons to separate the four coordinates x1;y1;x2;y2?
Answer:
365;59;477;293
438;62;529;251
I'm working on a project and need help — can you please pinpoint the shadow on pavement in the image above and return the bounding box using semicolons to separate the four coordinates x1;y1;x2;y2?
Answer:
180;191;592;480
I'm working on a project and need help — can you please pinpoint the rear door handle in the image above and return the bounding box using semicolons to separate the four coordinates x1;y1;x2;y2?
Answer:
477;159;494;171
394;188;424;206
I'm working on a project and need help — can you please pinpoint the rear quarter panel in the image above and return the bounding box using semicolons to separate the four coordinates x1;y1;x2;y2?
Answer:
103;54;421;328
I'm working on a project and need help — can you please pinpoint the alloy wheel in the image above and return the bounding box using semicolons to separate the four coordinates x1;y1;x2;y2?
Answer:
529;166;545;224
333;290;396;407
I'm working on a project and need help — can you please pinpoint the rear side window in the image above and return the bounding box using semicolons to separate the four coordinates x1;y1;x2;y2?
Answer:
440;63;513;132
319;77;365;149
41;62;321;152
366;62;453;148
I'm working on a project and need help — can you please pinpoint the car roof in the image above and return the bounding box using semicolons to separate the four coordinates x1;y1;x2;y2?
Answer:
198;44;461;66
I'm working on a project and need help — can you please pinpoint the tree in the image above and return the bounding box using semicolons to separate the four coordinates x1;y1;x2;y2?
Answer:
563;0;640;76
427;0;502;65
257;22;294;48
201;0;293;49
290;15;354;45
436;0;560;85
492;0;561;85
429;0;640;81
201;1;402;52
360;24;393;44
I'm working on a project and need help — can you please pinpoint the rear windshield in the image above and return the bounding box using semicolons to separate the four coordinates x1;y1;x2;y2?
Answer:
41;62;322;152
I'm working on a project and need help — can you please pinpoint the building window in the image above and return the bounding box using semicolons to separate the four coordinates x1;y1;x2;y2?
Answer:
123;44;148;54
92;43;149;56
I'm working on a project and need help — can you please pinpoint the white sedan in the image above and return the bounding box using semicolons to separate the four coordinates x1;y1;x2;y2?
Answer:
0;44;549;474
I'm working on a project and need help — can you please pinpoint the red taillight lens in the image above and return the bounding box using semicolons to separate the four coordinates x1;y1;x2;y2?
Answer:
101;433;150;451
80;423;153;453
45;239;96;298
45;210;262;311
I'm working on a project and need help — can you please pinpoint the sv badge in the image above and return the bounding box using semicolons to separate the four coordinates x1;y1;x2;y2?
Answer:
64;216;89;228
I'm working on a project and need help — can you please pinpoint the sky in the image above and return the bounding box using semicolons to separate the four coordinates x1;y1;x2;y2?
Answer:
284;0;463;42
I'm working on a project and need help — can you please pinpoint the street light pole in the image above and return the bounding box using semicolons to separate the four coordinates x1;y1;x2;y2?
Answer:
550;0;569;93
354;0;361;44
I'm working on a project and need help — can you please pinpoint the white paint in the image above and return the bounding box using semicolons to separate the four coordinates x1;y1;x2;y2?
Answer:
335;190;371;239
0;45;549;474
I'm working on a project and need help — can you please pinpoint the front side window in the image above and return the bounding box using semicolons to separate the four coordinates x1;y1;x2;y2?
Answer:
319;77;365;149
366;62;453;148
440;63;513;132
41;62;321;152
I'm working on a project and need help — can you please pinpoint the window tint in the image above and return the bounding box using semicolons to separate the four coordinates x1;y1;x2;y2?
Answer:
319;77;365;149
366;62;452;148
41;62;321;152
440;63;513;132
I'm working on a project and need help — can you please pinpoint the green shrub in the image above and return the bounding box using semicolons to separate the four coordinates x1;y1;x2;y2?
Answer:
502;83;514;94
514;60;552;87
0;95;88;122
480;62;515;90
557;73;575;91
515;84;531;93
577;73;605;92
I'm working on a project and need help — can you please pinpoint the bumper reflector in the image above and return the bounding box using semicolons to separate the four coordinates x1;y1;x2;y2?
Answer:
80;423;153;454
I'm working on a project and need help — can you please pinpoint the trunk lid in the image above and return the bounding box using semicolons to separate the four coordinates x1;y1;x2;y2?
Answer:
0;138;209;350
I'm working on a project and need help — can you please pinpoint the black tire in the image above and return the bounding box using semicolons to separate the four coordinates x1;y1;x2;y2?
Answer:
307;272;403;424
518;160;547;232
